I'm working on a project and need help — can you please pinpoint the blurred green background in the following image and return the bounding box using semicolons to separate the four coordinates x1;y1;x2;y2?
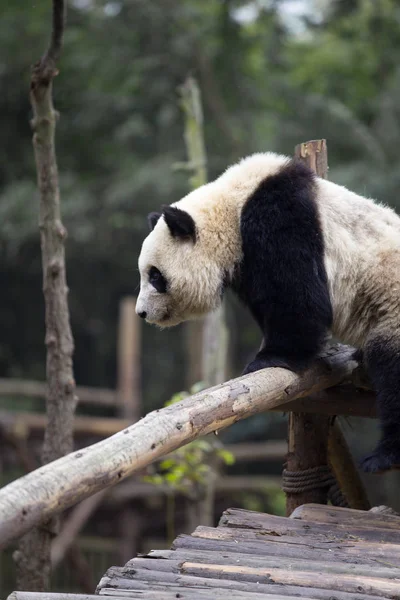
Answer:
2;0;400;404
2;0;400;593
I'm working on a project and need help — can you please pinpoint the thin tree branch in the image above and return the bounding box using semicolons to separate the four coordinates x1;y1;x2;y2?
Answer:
15;0;76;591
47;0;66;64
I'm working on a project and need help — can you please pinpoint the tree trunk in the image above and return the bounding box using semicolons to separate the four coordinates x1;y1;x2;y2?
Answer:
14;0;77;590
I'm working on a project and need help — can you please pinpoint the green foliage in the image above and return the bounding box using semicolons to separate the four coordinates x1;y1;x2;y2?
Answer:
143;383;235;496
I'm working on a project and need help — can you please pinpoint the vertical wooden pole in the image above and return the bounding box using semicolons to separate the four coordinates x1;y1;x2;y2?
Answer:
117;296;142;564
285;140;369;515
178;76;229;529
328;421;370;510
285;140;331;516
117;297;141;422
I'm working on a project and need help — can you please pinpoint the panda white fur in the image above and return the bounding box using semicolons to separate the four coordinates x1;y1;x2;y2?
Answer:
136;152;400;474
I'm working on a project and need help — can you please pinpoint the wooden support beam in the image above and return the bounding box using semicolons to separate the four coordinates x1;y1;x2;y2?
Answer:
117;297;141;422
285;140;370;515
116;296;143;564
285;139;332;516
328;421;370;510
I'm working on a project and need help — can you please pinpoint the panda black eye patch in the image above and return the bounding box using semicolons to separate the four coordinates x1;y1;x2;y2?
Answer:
149;266;167;293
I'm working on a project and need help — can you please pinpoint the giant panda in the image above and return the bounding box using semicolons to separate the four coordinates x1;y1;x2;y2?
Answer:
136;152;400;474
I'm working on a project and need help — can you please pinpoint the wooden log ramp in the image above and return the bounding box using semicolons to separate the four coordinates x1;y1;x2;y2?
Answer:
33;503;396;600
0;344;372;550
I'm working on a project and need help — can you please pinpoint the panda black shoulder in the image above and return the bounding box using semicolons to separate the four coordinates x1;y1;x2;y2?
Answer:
235;158;332;374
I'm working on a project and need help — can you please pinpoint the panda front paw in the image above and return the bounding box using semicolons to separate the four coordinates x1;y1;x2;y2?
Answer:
360;445;400;474
242;355;292;375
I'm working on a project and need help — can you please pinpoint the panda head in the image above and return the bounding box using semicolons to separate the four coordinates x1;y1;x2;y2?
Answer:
136;204;227;328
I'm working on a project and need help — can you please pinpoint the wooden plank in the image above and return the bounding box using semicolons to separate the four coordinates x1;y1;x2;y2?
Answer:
291;504;400;529
127;551;400;579
99;589;317;600
181;562;400;597
8;596;103;600
141;545;400;568
97;571;389;600
183;527;400;563
219;508;400;544
8;596;101;600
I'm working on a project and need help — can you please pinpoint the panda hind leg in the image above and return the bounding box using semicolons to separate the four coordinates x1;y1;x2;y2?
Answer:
360;332;400;474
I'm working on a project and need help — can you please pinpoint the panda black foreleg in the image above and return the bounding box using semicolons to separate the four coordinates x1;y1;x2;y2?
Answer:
242;309;331;375
360;333;400;474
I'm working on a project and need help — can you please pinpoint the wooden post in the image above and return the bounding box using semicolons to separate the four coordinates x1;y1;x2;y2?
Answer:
285;140;331;516
328;420;370;510
178;77;229;529
285;140;369;515
117;297;141;422
116;296;142;564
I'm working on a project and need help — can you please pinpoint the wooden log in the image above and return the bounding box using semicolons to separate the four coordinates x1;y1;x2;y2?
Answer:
286;140;332;515
181;562;400;597
219;507;400;544
127;552;400;579
8;595;102;600
328;421;371;509
0;343;360;549
97;570;388;600
117;297;143;564
99;590;321;600
193;521;400;559
117;297;141;422
175;528;400;563
285;412;331;514
291;503;400;529
145;545;390;570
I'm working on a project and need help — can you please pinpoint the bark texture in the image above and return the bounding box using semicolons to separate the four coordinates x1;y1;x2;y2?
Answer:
14;0;77;591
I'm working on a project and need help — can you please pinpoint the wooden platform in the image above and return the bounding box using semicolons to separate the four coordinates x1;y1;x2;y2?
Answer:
93;504;400;599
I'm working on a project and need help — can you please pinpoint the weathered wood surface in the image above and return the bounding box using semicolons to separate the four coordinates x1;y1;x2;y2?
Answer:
291;504;400;529
328;422;371;510
92;504;400;600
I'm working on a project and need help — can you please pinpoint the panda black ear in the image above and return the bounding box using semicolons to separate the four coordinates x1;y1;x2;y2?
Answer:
162;205;196;242
147;212;162;231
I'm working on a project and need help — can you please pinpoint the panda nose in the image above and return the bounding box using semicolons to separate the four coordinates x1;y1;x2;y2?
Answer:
138;311;147;320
